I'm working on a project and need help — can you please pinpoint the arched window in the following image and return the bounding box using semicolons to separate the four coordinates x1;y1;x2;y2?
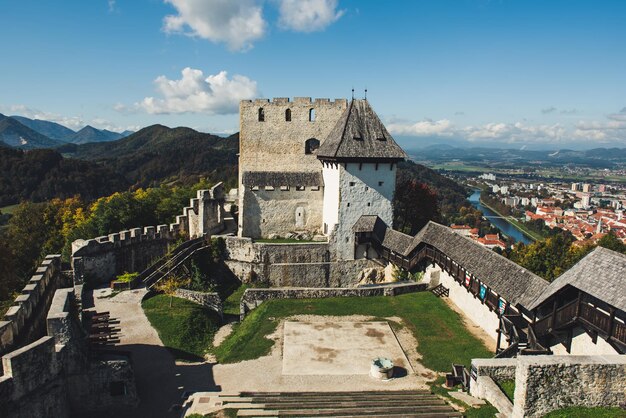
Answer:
258;107;265;122
309;108;315;122
285;108;291;122
305;138;320;154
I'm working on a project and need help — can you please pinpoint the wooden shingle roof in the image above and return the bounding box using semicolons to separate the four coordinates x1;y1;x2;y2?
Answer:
317;99;407;162
529;246;626;312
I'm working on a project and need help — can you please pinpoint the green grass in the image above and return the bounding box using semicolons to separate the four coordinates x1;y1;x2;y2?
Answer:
0;204;19;215
498;379;515;402
543;407;626;418
429;376;499;417
214;292;492;371
222;284;248;316
142;294;221;361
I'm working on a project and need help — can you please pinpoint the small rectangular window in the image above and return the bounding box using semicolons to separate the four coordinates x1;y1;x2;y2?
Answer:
378;181;384;186
365;186;369;191
311;186;320;191
375;163;379;170
390;163;394;171
296;186;305;191
265;186;274;191
347;202;351;207
349;182;356;186
251;186;259;191
367;202;371;207
359;163;363;170
280;185;289;191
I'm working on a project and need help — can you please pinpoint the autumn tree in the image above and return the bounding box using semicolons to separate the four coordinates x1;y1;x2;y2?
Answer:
393;173;440;235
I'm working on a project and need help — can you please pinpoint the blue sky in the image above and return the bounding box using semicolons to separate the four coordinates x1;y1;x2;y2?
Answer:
1;0;626;149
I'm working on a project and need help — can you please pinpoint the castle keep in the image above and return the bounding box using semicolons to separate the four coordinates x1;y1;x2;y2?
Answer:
238;97;406;260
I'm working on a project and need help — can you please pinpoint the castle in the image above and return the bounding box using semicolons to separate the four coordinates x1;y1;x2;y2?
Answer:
238;97;406;260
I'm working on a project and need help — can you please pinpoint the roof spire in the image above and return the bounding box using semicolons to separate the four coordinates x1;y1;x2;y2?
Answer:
351;88;354;100
365;87;367;100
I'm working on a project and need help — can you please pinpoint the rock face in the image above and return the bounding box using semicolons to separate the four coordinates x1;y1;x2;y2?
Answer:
357;267;385;285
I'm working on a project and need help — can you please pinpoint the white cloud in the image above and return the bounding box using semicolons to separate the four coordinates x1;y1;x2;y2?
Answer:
138;67;258;115
163;0;266;51
608;107;626;122
387;119;454;137
277;0;345;32
108;0;116;13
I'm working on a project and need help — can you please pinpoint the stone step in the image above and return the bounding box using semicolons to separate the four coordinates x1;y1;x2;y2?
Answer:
245;395;441;403
238;410;462;418
258;400;447;409
240;391;432;397
273;405;460;417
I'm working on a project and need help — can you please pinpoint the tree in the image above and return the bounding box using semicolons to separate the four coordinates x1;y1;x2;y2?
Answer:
394;174;440;235
597;231;626;254
156;275;191;308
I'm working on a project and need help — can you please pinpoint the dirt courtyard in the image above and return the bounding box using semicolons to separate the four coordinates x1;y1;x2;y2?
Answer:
282;321;411;376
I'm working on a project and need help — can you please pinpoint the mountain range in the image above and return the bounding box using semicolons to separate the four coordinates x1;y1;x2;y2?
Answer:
0;124;238;206
0;114;133;148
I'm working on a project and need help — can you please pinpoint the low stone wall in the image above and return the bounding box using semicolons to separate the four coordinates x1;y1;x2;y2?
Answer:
0;255;69;355
513;355;626;418
224;237;383;287
174;289;223;319
470;355;626;418
240;282;428;319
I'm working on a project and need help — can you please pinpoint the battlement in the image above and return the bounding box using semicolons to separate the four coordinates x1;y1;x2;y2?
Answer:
241;97;348;107
0;255;65;355
71;184;225;284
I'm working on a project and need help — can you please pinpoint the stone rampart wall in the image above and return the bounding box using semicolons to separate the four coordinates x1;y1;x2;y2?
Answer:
71;185;225;285
0;255;69;355
224;237;383;287
470;355;626;418
240;282;427;319
174;289;223;319
512;355;626;418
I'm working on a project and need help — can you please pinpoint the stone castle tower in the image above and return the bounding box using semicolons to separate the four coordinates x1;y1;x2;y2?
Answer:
238;97;406;260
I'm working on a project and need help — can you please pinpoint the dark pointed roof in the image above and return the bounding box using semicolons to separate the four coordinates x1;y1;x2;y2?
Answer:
528;246;626;312
317;99;407;162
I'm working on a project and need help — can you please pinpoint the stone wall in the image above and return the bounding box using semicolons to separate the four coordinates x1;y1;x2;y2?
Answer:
241;186;324;238
512;355;626;418
238;97;348;237
470;355;626;418
431;265;500;344
71;185;225;285
0;255;69;355
71;225;176;285
240;282;428;319
224;236;384;287
0;286;138;417
174;288;223;319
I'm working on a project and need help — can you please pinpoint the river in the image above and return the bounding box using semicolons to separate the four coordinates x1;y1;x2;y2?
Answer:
468;190;533;245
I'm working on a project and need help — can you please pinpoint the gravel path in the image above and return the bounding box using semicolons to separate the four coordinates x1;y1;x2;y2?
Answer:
91;288;219;417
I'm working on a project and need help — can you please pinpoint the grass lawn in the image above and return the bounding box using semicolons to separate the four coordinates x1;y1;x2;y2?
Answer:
543;407;626;418
214;292;493;372
142;294;221;361
222;284;248;316
498;379;515;402
0;204;19;215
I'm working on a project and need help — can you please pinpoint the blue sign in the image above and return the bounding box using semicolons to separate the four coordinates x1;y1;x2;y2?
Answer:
499;299;506;315
479;284;486;300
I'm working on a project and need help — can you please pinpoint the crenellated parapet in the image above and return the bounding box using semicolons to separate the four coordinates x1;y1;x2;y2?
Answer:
71;183;225;285
0;255;69;356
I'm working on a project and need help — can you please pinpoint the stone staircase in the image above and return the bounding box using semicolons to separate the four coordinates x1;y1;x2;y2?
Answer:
192;390;461;417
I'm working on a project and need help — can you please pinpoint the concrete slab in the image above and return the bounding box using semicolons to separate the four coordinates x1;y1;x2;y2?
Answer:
282;321;411;376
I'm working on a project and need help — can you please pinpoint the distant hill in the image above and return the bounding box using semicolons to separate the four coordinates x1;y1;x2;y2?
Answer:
408;145;626;168
10;115;75;141
0;147;129;206
61;124;240;188
0;114;63;149
68;125;125;144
